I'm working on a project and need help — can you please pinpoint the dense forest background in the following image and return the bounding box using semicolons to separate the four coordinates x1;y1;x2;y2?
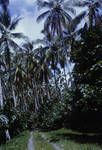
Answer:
0;0;102;145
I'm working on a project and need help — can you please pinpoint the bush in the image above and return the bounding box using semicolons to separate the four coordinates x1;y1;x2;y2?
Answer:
0;114;9;144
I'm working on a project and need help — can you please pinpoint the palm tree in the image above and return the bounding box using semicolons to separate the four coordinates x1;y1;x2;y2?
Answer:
37;0;76;39
0;10;26;68
33;46;52;111
0;8;27;98
74;0;102;28
0;0;27;110
34;37;67;92
0;61;5;108
17;42;47;112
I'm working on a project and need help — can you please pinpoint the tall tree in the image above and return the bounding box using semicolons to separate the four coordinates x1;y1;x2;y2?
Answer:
37;0;75;39
0;7;26;102
74;0;102;28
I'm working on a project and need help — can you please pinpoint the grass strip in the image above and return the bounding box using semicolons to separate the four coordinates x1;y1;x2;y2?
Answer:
0;131;29;150
34;131;54;150
43;128;102;150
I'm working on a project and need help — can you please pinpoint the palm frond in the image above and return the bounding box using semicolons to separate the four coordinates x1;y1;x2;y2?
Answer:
0;9;11;28
70;11;86;32
0;37;5;45
22;41;34;52
0;114;9;125
8;39;22;52
64;6;76;15
33;39;46;45
37;11;50;23
37;0;52;9
62;10;72;22
9;16;22;30
11;33;28;40
74;1;89;7
0;22;6;32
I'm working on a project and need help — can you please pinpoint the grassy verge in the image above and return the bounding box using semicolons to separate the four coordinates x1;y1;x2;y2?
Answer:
34;131;53;150
43;128;102;150
0;131;29;150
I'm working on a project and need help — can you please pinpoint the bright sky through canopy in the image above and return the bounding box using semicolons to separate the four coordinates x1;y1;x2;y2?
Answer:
9;0;43;40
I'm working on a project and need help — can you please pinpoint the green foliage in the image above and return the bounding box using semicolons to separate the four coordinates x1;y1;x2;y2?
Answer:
34;131;53;150
36;99;67;129
0;113;9;144
68;26;102;131
71;26;102;111
37;0;75;39
37;129;102;150
0;131;29;150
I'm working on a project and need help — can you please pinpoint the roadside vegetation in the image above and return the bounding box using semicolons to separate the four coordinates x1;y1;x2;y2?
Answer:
38;129;102;150
34;131;53;150
0;131;29;150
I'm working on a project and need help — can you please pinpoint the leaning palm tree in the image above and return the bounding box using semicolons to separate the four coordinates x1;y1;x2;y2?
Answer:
0;11;26;68
0;8;26;80
74;0;102;28
33;46;52;111
0;8;27;101
37;0;76;39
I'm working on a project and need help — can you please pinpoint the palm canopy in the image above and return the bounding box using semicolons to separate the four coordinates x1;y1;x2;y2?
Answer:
0;9;27;68
0;13;26;49
37;0;76;38
22;41;51;84
74;0;102;28
0;0;9;11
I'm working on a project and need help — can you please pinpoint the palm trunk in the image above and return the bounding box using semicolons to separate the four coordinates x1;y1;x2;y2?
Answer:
89;9;93;29
0;77;3;108
54;69;57;92
12;86;16;107
63;66;68;88
5;40;12;98
46;84;50;101
5;129;11;141
54;69;62;99
32;80;39;112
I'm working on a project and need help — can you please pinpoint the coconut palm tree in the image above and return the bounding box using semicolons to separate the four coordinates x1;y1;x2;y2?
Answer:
0;10;26;68
33;46;52;111
0;8;27;97
74;0;102;28
0;3;28;111
37;0;76;39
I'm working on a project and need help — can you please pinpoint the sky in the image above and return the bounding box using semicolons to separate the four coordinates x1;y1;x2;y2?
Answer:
9;0;43;41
